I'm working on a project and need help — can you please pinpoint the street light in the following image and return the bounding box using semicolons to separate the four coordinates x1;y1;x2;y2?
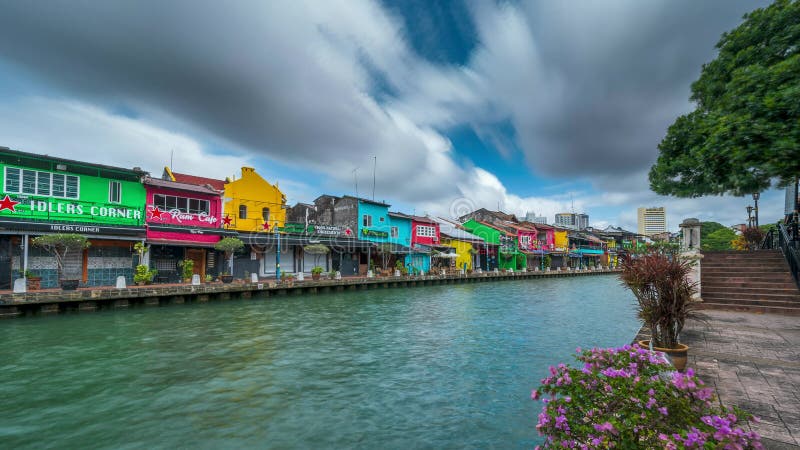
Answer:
746;205;754;228
752;192;760;228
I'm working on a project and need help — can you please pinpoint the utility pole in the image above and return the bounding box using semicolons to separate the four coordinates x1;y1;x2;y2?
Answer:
372;156;376;201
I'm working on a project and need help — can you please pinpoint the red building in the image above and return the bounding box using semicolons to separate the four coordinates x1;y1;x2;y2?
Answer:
410;215;440;247
143;177;234;282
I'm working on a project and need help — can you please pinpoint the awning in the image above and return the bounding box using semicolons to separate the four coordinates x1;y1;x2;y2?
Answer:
238;232;375;250
147;224;238;237
432;253;459;258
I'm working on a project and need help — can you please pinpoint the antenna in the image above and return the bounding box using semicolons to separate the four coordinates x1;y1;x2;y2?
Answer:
372;156;377;201
352;167;359;199
170;149;174;171
570;194;575;213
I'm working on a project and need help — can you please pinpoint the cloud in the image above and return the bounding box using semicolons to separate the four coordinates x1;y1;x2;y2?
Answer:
0;97;248;179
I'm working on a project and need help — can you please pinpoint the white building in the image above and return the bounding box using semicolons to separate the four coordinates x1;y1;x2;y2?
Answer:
554;212;589;230
637;207;667;236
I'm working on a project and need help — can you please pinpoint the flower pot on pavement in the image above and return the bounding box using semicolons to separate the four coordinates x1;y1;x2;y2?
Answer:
639;340;689;372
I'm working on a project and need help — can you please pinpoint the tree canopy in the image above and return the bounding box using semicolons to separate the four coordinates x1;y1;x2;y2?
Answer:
649;0;800;197
702;227;737;251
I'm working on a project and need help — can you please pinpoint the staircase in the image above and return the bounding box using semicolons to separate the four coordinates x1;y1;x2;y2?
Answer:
701;250;800;315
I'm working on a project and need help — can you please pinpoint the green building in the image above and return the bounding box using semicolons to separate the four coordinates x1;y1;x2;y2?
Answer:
460;219;524;271
0;147;147;288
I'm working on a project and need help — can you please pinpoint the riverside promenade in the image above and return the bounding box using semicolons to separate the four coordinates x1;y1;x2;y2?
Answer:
0;267;619;319
682;311;800;448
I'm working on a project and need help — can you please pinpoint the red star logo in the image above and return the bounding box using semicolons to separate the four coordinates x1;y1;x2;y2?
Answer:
0;195;20;212
262;221;271;231
149;206;164;220
222;214;232;226
344;227;352;236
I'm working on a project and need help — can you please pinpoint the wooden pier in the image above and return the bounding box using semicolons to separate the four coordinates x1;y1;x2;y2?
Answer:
0;268;621;319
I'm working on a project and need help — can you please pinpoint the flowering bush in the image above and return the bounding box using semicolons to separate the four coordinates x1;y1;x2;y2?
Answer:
532;345;761;449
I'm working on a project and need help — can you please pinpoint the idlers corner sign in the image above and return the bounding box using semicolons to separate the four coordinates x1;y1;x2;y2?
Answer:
0;194;144;226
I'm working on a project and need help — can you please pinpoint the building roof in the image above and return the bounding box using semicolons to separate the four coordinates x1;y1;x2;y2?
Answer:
143;176;221;196
167;169;226;192
499;220;537;233
411;215;437;224
388;211;412;219
342;195;390;207
432;217;485;243
0;146;147;181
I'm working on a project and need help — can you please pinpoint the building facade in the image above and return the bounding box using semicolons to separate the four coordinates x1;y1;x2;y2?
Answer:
637;207;667;236
143;177;233;282
554;212;589;230
0;147;147;288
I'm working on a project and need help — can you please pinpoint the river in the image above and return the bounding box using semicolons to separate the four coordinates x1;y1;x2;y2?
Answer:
0;275;638;449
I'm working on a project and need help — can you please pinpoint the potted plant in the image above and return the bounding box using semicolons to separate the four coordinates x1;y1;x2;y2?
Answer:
532;344;761;448
214;237;245;282
620;252;699;371
311;266;324;281
133;265;157;286
31;233;90;290
303;244;330;275
177;259;194;283
327;270;337;280
24;270;42;290
280;272;295;286
205;274;214;283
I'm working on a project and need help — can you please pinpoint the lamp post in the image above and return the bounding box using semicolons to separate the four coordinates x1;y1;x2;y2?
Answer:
752;192;760;228
746;205;754;228
274;220;281;282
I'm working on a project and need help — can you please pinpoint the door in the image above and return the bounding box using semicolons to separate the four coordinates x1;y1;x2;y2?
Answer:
186;249;206;280
0;237;11;290
340;253;356;276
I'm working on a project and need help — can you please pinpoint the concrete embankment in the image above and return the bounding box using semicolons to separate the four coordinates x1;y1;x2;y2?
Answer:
0;268;620;319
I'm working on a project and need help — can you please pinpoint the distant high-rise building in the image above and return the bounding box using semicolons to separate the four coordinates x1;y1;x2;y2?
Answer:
637;207;667;236
554;212;589;230
525;212;548;224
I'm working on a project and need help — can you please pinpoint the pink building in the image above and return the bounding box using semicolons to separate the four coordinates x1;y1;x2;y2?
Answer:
143;177;233;282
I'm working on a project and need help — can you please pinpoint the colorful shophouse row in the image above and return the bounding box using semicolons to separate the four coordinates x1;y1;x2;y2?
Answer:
0;147;147;288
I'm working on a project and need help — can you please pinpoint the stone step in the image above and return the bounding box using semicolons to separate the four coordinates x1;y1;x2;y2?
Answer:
701;294;800;306
702;274;795;282
702;250;782;256
697;302;800;315
702;266;788;273
701;280;799;290
701;283;800;295
701;291;800;302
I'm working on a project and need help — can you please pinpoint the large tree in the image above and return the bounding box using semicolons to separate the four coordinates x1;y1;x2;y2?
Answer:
649;0;800;197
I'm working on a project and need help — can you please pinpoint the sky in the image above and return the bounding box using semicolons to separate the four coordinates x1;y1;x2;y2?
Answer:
0;0;784;231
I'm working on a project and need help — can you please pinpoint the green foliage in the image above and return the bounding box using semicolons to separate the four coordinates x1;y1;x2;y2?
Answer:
205;274;213;283
31;233;91;276
515;253;526;268
649;0;800;197
133;242;149;261
702;227;737;251
133;265;157;284
700;221;725;241
543;254;552;268
214;237;245;257
178;259;194;280
311;266;324;275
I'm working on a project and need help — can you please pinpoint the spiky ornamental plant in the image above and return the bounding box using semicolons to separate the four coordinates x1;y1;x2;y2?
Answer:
620;252;699;349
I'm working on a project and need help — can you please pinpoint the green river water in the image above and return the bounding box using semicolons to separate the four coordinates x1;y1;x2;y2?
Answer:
0;275;638;449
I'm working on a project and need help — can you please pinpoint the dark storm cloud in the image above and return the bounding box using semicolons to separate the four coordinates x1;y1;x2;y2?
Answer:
0;1;463;202
509;0;771;177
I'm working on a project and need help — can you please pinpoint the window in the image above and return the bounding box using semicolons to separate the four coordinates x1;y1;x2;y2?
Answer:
391;226;398;238
153;194;210;214
416;225;436;238
362;214;372;227
4;167;78;199
262;207;270;222
239;205;247;219
109;181;121;203
520;235;531;246
379;217;385;222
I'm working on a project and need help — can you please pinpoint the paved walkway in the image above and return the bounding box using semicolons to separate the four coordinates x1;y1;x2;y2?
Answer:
682;310;800;448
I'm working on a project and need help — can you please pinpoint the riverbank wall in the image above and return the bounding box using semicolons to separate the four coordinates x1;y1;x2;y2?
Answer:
0;268;621;319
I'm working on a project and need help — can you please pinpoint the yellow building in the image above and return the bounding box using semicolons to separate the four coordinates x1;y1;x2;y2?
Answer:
442;237;474;270
223;167;287;232
554;229;569;251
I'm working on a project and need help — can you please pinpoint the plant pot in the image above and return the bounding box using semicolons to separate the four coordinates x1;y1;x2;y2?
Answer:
27;277;41;290
312;273;321;281
221;275;234;284
60;279;79;291
638;340;689;372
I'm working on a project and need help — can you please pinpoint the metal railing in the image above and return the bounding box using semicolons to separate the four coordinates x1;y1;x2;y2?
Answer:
771;224;800;289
